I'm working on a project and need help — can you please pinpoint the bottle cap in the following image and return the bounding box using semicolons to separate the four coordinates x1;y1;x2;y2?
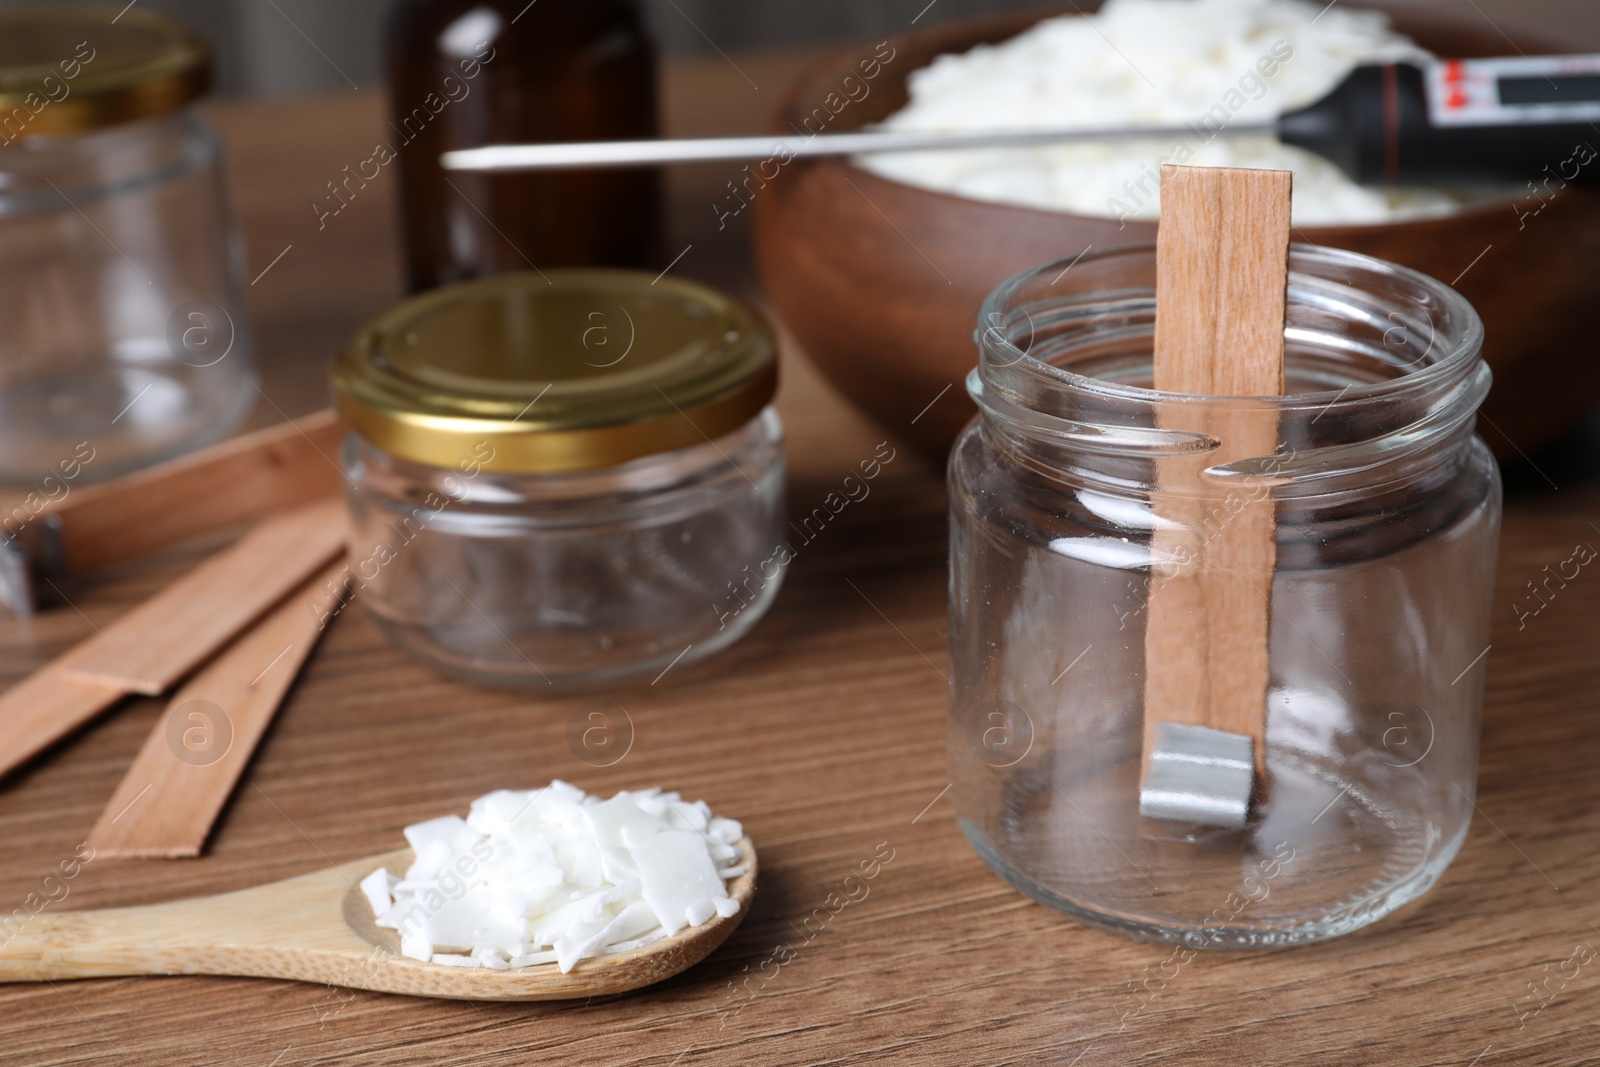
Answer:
0;7;211;138
334;270;778;474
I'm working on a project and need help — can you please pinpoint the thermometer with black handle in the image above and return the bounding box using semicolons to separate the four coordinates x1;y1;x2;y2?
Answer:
1278;54;1600;184
441;53;1600;188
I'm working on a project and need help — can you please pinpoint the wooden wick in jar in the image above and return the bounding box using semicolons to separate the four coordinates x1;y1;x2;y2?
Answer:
1139;164;1291;827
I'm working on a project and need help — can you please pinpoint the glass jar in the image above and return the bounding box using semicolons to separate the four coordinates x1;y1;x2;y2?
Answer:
334;269;784;690
949;243;1500;946
386;0;662;291
0;8;254;483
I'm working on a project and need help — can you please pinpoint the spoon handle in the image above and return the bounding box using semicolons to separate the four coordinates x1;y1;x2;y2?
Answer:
0;851;393;985
0;900;234;981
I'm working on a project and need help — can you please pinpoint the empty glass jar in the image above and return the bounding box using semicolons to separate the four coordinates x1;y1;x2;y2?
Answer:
335;269;785;690
949;243;1499;946
0;8;254;483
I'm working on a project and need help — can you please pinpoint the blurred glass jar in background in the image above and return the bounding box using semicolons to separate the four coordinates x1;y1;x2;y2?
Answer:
0;7;255;485
387;0;663;292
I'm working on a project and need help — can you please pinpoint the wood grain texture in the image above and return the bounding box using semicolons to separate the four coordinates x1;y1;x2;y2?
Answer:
0;671;128;780
0;840;756;1001
1151;166;1290;398
58;498;347;695
46;409;346;579
87;563;350;859
0;53;1593;1067
1145;166;1290;778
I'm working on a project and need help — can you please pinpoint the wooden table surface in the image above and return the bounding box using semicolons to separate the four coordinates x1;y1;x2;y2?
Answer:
3;49;1599;1067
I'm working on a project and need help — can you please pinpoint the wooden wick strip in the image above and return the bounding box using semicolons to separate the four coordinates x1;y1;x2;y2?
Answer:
0;672;129;781
0;497;347;780
1143;164;1291;784
87;562;350;858
58;497;347;695
45;409;346;579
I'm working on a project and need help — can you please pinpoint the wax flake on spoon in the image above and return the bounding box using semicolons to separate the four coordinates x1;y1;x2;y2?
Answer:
635;830;734;935
371;782;747;972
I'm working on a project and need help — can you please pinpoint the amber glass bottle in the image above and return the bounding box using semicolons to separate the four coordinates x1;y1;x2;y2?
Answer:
386;0;663;291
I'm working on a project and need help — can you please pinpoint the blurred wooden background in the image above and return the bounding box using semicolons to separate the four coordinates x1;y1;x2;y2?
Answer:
0;0;1594;97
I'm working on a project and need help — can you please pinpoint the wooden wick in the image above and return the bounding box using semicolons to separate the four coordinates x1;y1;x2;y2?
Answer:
41;409;346;580
88;561;350;858
1142;164;1292;791
58;498;347;695
0;498;347;780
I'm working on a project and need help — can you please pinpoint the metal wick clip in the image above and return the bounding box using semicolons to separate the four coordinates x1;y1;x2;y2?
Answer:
1138;723;1255;830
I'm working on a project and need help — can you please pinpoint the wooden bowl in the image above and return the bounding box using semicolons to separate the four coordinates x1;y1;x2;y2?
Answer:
753;6;1600;462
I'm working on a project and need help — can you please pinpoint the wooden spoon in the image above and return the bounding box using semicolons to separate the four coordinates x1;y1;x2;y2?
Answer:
0;839;756;1001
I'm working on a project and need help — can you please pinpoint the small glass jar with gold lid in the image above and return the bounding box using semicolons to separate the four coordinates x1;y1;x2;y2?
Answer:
333;269;785;690
0;7;254;483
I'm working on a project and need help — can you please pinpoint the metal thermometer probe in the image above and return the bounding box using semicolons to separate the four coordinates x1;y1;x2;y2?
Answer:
442;53;1600;187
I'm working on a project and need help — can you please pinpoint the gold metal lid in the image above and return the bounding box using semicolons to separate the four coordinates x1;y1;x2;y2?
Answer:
0;7;211;139
334;270;779;474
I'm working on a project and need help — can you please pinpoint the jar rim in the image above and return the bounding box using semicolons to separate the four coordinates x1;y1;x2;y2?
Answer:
970;242;1491;495
977;242;1484;412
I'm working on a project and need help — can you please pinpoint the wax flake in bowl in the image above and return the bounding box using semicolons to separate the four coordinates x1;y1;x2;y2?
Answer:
858;0;1500;226
365;781;747;972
